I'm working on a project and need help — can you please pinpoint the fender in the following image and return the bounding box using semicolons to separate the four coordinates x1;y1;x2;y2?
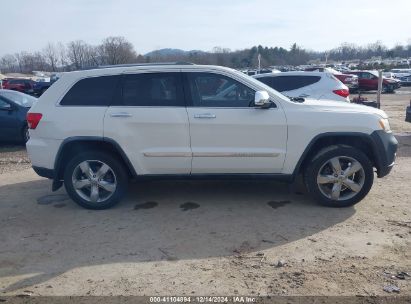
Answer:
291;131;397;179
52;136;137;191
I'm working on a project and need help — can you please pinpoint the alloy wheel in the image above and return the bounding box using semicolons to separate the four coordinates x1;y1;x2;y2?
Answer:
72;160;117;203
316;156;365;201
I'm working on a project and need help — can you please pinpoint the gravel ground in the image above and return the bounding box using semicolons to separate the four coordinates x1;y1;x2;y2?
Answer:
0;88;410;297
0;145;30;175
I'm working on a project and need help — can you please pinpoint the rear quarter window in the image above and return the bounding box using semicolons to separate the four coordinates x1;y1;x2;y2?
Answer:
60;75;120;106
271;76;321;92
256;76;273;87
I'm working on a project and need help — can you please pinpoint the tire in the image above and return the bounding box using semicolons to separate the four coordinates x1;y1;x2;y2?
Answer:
22;125;29;143
63;150;128;210
304;145;374;207
382;84;394;94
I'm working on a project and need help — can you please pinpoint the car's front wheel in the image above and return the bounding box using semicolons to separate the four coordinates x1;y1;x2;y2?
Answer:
304;145;374;207
64;151;128;209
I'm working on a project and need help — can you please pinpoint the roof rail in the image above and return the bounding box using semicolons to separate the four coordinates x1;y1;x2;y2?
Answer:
92;62;195;69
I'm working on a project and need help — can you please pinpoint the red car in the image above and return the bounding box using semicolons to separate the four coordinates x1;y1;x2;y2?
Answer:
2;78;35;95
345;71;400;93
305;67;359;92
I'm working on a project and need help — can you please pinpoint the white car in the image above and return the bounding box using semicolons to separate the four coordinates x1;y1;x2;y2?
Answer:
390;68;411;78
253;71;350;102
27;63;397;209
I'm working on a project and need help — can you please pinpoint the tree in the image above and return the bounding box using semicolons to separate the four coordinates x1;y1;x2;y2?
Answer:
0;54;18;73
66;40;99;69
99;36;137;65
43;43;59;72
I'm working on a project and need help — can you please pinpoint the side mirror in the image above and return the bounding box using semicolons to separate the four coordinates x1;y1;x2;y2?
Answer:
254;90;271;108
0;103;12;111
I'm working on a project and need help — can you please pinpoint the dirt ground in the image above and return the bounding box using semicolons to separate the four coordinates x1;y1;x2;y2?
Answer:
0;88;410;297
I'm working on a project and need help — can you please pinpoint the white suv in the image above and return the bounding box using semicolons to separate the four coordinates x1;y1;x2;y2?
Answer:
253;71;350;103
26;63;397;209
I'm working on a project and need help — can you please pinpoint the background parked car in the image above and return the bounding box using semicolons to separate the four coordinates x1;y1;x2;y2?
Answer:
390;68;411;78
2;78;35;95
347;70;400;93
391;69;411;86
383;72;396;79
32;80;51;96
0;90;37;143
305;67;359;92
253;71;350;102
1;79;11;89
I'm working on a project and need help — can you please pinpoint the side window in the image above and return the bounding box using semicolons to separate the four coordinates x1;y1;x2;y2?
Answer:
60;75;119;106
187;73;255;107
271;76;321;92
122;73;184;107
256;76;273;87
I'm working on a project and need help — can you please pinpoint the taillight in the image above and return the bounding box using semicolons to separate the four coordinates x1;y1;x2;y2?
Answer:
333;89;350;98
27;113;43;129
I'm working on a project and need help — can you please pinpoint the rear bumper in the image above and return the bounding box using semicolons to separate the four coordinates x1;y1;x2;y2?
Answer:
32;166;54;179
370;130;398;178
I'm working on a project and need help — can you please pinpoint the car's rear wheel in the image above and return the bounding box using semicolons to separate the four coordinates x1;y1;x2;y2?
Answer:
304;145;374;207
22;125;29;143
64;151;128;209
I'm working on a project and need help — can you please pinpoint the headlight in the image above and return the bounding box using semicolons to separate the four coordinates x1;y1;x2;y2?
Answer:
379;118;391;133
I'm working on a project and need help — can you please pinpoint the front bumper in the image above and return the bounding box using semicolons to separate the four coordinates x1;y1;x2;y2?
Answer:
370;130;398;177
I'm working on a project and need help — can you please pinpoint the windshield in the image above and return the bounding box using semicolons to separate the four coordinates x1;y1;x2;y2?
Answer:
0;90;37;107
369;70;379;77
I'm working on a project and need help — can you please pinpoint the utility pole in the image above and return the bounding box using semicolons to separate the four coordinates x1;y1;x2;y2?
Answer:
376;70;383;109
258;53;261;74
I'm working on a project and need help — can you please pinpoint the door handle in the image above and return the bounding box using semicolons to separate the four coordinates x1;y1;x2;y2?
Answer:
194;113;216;119
110;112;132;118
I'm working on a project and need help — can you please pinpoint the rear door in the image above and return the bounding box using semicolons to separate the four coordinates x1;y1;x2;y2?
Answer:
104;72;191;175
185;72;287;174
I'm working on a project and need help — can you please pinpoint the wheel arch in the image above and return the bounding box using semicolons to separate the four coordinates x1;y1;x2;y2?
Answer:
54;137;137;183
293;132;380;178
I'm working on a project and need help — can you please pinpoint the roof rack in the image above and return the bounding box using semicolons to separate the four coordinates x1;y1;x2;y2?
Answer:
94;62;195;69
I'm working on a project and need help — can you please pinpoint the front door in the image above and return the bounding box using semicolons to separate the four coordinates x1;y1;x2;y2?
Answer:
0;97;19;141
184;72;287;174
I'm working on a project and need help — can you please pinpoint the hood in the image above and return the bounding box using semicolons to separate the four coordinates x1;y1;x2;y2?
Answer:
303;99;388;118
385;78;399;83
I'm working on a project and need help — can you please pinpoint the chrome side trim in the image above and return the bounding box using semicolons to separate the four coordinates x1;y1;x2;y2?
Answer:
143;152;192;157
143;152;280;158
143;152;280;157
193;152;279;157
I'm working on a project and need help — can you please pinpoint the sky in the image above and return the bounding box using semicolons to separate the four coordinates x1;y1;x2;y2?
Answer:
1;0;411;56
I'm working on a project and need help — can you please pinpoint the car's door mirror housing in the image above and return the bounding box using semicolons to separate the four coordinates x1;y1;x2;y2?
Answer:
0;103;12;111
254;90;271;108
